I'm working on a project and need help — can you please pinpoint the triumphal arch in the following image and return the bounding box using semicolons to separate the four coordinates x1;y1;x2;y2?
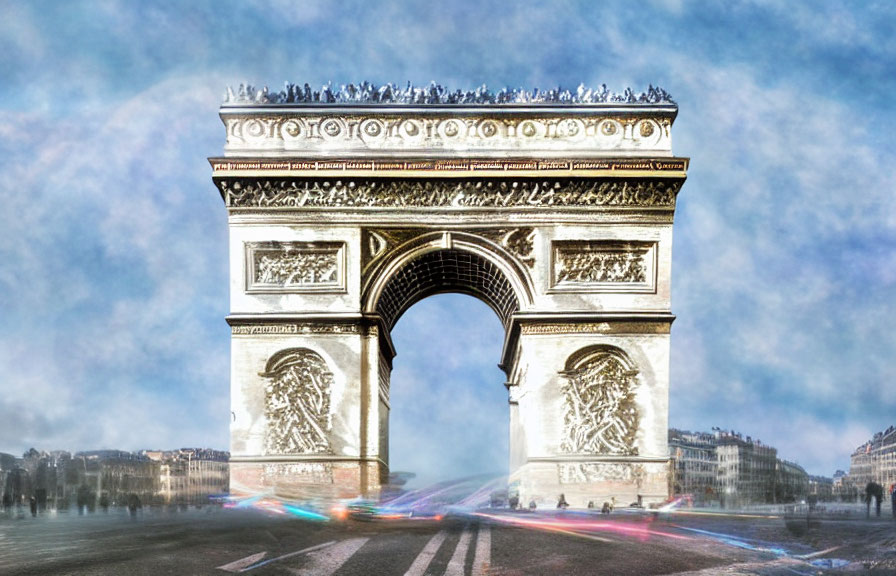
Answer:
211;83;688;507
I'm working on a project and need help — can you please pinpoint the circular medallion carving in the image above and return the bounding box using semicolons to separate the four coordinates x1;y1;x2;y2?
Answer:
556;118;584;138
438;119;465;139
520;120;543;138
600;120;619;136
319;118;345;140
639;121;655;138
399;119;423;139
359;119;385;142
478;120;499;138
281;119;303;139
245;119;266;138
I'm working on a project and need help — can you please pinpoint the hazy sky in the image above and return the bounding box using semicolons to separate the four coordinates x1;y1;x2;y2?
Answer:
1;1;894;481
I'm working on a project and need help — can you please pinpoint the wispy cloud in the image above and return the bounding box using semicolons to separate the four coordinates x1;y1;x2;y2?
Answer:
1;1;893;480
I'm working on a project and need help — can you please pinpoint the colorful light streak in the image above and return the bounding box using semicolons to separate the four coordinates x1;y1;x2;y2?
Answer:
223;494;330;521
474;511;693;542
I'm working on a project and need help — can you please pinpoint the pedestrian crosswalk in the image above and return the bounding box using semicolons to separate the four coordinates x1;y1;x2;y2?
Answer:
217;524;491;576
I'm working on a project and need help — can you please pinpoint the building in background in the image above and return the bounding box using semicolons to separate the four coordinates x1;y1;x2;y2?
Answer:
669;428;812;507
808;475;834;501
1;448;229;513
144;448;229;506
776;460;809;504
846;425;896;498
669;429;717;505
716;431;778;507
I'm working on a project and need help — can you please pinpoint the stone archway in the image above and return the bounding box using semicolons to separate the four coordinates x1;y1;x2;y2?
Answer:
213;86;687;506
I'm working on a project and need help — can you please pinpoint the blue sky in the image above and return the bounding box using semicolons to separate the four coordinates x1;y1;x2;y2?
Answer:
1;1;894;481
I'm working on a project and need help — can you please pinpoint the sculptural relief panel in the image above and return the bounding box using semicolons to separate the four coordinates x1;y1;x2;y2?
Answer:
551;241;656;293
246;241;345;293
560;348;640;456
261;348;335;455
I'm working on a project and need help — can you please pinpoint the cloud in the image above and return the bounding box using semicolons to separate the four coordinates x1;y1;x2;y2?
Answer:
2;0;895;483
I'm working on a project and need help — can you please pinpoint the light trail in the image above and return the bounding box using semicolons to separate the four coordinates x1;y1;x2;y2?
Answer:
474;511;693;542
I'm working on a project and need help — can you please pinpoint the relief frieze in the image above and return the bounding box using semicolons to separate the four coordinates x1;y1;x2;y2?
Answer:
552;241;656;292
246;241;345;293
220;179;680;210
558;462;646;485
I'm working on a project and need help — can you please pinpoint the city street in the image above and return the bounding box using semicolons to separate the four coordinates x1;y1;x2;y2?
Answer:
2;506;894;575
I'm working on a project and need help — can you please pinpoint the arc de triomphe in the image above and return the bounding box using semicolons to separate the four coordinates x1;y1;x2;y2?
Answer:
210;84;688;507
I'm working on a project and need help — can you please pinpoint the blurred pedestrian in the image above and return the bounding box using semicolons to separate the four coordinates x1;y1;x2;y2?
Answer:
890;484;896;519
29;497;37;518
866;482;883;518
557;494;569;509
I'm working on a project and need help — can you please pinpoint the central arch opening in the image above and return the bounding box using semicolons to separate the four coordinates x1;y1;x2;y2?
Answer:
375;248;520;331
370;244;525;491
388;294;508;489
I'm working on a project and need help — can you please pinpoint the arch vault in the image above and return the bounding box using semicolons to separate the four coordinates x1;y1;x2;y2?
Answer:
211;84;688;507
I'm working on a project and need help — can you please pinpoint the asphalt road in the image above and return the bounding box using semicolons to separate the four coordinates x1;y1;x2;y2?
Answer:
1;506;893;575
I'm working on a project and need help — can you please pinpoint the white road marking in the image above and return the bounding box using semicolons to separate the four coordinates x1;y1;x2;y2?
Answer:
287;538;368;576
445;526;474;576
216;551;268;572
472;525;491;576
232;540;336;572
403;530;448;576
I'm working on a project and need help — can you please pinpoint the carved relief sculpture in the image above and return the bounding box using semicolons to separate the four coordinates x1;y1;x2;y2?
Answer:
475;228;536;268
552;241;655;292
561;348;639;455
220;179;680;210
261;348;334;455
247;242;344;292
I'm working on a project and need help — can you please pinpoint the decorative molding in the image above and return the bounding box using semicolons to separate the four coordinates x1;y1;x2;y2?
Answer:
558;462;645;484
561;349;639;456
551;241;656;293
262;462;333;484
378;353;390;404
221;114;673;155
520;322;671;335
474;228;536;268
360;228;429;272
211;158;688;176
361;227;537;275
261;348;335;455
219;179;680;210
246;241;345;293
231;323;359;335
224;82;675;105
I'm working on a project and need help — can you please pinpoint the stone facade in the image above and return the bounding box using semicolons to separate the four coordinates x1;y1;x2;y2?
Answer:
669;428;810;507
848;426;896;493
669;429;718;504
213;92;688;506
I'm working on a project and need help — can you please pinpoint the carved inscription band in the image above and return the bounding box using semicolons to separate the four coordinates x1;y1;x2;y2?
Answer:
218;178;681;209
231;323;360;335
520;322;671;335
211;158;688;175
